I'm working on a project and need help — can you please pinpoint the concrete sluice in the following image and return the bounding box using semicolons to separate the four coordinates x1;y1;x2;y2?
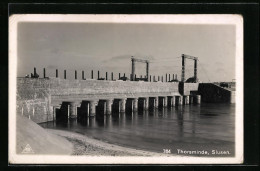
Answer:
55;95;201;123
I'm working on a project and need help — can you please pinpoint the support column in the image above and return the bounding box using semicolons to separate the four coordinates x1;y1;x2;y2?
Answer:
119;98;126;112
190;96;194;104
105;99;113;114
186;96;190;105
89;100;98;116
154;97;159;108
144;97;149;110
195;95;201;104
172;96;176;106
133;98;138;112
163;96;168;107
179;96;183;105
68;102;77;118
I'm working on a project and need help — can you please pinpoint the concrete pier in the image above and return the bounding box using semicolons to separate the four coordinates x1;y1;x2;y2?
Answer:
68;102;77;118
185;96;190;105
154;97;159;108
119;98;126;112
105;99;113;114
138;98;146;111
89;100;98;116
169;96;176;107
163;96;168;107
190;96;194;104
144;97;149;110
178;96;183;105
195;95;201;104
133;98;138;112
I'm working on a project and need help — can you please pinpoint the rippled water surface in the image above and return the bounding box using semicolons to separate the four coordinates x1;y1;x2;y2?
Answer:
41;103;235;156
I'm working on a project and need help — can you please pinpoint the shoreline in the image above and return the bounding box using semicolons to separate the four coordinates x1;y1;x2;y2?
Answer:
46;129;173;156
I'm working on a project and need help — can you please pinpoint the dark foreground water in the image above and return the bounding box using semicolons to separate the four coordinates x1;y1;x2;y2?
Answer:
40;103;235;157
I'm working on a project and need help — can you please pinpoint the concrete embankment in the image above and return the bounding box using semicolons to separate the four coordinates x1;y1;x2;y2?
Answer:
16;114;73;155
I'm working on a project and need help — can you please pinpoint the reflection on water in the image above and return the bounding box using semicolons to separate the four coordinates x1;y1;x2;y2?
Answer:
41;103;235;156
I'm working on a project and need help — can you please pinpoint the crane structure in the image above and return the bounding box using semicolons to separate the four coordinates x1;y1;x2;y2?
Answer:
131;57;149;81
181;54;198;82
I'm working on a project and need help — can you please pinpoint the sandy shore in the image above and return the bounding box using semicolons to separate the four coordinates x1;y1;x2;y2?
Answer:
47;129;173;156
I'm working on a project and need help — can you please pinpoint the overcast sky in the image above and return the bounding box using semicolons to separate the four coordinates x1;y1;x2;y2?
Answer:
17;22;236;82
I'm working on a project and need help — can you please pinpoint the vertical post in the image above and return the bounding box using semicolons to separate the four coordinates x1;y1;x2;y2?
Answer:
68;105;70;119
124;73;125;77
179;96;183;105
89;101;97;116
146;61;149;82
169;74;170;81
82;71;84;80
150;75;151;82
133;98;138;112
43;68;46;78
153;75;155;82
91;70;94;79
135;74;136;81
154;97;159;108
34;67;36;76
75;70;77;79
56;69;58;78
172;96;176;106
166;73;167;82
144;97;149;110
111;72;113;80
158;76;160;81
194;59;197;82
131;57;135;81
119;73;121;79
173;74;174;80
120;99;126;112
181;54;185;82
106;99;113;114
64;70;66;79
98;70;100;80
106;72;108;80
162;76;163;82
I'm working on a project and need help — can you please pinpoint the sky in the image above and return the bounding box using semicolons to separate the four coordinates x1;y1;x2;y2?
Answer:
17;22;236;82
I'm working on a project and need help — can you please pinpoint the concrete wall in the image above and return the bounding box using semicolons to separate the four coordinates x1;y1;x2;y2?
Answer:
178;82;199;95
198;83;235;103
17;78;181;123
16;78;53;123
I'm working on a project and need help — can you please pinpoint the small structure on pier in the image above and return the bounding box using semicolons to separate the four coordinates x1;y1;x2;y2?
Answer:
131;56;149;81
181;54;198;83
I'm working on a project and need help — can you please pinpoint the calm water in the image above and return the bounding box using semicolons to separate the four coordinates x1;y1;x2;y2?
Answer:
40;103;235;157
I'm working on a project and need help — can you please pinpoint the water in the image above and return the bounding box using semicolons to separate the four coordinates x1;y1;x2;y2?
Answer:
40;103;235;157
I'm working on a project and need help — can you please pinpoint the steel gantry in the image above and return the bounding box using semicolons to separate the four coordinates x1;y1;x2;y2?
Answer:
131;56;149;81
181;54;198;82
